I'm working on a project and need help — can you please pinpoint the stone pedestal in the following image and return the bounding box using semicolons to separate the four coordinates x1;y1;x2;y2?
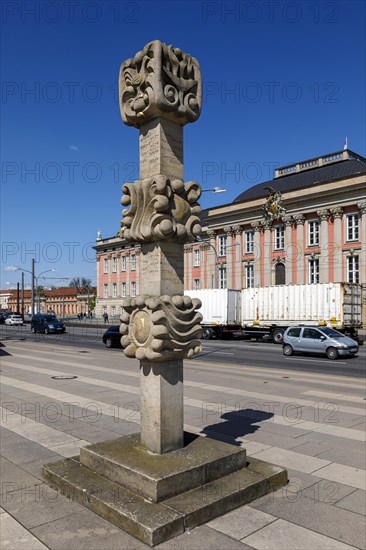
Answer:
140;118;183;180
43;433;287;546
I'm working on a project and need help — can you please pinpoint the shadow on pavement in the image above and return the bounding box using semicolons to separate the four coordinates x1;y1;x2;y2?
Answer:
202;408;273;446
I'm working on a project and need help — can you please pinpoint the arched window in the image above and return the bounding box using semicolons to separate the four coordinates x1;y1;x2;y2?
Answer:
275;263;286;285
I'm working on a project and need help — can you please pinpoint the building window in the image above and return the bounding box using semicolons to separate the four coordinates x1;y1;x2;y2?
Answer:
103;284;108;298
112;283;117;298
218;235;227;257
131;282;136;297
308;259;319;284
121;256;126;271
121;282;126;297
245;231;254;253
275;263;286;285
112;306;116;316
245;265;254;288
112;257;118;272
194;249;200;267
308;220;319;246
120;306;124;315
194;278;200;290
103;259;108;274
347;255;359;283
219;266;227;289
347;214;359;242
274;226;284;250
131;254;136;271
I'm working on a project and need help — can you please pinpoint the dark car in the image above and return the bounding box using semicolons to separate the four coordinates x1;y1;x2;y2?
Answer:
102;325;122;348
31;314;65;334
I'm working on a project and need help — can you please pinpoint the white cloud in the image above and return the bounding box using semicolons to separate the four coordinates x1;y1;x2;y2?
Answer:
69;145;79;151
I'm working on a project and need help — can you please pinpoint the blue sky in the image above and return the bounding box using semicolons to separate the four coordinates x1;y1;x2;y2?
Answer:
1;0;365;287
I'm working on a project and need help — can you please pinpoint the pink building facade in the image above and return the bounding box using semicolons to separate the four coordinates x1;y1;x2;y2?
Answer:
94;149;366;323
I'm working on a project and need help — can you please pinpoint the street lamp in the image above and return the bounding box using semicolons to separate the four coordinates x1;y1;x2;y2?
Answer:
35;269;56;313
201;186;227;194
5;264;56;315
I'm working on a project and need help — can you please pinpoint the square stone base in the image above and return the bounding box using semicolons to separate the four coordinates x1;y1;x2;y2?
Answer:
43;433;287;546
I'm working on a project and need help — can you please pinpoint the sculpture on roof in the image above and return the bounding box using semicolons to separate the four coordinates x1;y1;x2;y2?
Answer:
262;186;286;222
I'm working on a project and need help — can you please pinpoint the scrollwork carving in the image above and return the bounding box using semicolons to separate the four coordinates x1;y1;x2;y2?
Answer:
121;176;202;243
120;295;203;361
119;40;202;128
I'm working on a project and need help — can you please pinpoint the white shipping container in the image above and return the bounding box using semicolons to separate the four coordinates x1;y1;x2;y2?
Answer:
241;283;361;328
185;289;241;325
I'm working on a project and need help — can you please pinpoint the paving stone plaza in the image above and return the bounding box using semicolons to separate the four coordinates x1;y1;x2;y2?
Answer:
1;336;365;549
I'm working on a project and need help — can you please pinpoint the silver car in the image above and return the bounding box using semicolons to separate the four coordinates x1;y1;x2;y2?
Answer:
283;326;358;360
4;314;24;326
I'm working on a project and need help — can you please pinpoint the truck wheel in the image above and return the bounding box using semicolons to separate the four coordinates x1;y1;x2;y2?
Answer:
283;344;293;356
272;328;284;344
326;347;339;360
202;328;213;340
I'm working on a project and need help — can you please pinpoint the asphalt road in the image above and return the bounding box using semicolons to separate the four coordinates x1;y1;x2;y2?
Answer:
2;323;365;378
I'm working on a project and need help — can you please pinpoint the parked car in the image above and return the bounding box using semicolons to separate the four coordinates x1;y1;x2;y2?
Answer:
102;325;122;348
5;314;24;326
31;314;65;334
283;326;358;360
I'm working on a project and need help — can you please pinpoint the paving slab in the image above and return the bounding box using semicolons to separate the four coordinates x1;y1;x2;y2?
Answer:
242;518;358;550
300;479;357;505
30;509;146;549
251;447;330;474
207;504;276;540
1;483;85;528
335;490;366;516
0;457;44;495
315;446;366;470
156;525;250;549
249;487;366;549
313;463;366;490
0;512;48;549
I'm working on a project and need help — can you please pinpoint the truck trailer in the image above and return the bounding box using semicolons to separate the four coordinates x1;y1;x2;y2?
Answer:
186;283;362;342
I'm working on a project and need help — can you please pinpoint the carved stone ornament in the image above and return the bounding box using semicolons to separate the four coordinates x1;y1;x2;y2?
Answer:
293;214;305;225
262;186;286;222
120;295;203;361
330;207;343;219
251;221;262;232
282;215;293;227
119;40;202;128
358;201;366;214
121;176;202;243
317;209;330;221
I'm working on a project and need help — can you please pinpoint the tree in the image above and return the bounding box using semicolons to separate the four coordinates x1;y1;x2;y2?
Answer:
69;277;92;293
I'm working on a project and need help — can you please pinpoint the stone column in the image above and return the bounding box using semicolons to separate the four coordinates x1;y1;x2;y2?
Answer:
293;215;305;284
96;255;100;315
125;251;130;296
251;221;262;287
234;225;243;289
283;216;294;284
135;247;141;295
208;230;217;288
263;220;272;286
358;201;366;285
107;253;112;298
119;40;202;454
200;243;206;288
224;226;233;288
330;207;343;282
317;209;330;283
185;245;193;290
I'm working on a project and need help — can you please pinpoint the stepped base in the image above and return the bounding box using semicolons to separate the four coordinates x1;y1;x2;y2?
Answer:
43;433;287;546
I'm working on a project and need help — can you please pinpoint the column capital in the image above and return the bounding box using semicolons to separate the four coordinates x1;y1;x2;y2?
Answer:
330;207;343;219
224;226;234;236
358;201;366;214
233;225;243;235
207;230;216;239
293;214;305;225
184;244;193;252
251;221;262;232
263;220;272;230
282;215;294;227
317;209;330;221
